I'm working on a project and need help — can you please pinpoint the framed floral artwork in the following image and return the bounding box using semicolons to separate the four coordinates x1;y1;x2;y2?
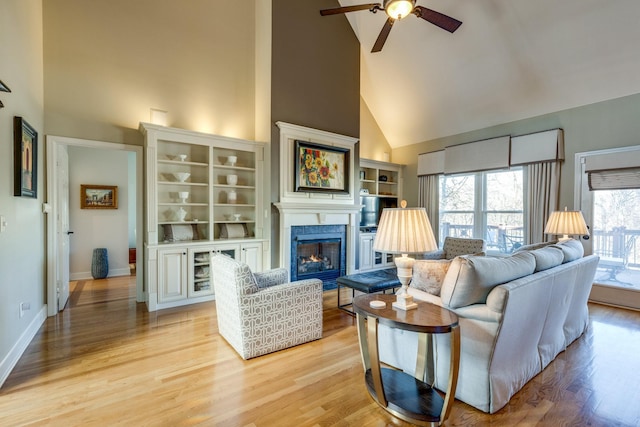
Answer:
294;140;349;194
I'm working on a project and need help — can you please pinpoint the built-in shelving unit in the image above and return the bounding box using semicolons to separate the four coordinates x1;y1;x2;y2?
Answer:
359;159;403;198
140;122;269;311
358;159;404;272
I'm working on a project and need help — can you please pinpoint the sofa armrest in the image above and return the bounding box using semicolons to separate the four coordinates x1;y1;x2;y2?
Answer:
453;304;502;323
253;267;289;289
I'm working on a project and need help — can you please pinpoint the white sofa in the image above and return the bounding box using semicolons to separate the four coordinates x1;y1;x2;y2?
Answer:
378;239;599;413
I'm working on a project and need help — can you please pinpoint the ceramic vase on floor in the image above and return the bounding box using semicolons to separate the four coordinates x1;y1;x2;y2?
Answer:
91;248;109;279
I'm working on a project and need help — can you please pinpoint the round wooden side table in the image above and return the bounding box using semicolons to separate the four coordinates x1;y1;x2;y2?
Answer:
353;293;460;426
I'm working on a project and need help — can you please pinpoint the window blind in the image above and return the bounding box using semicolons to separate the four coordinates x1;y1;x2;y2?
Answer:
588;168;640;190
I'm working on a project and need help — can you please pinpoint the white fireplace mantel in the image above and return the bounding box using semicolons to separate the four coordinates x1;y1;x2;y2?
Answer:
275;202;361;277
275;122;361;278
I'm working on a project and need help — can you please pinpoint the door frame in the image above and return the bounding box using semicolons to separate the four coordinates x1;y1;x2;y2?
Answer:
574;146;640;311
45;135;144;317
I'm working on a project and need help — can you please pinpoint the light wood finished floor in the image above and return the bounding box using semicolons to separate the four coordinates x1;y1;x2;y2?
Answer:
2;277;640;426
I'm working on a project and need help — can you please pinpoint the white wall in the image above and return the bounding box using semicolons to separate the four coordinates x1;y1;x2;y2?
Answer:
0;0;45;387
68;146;132;279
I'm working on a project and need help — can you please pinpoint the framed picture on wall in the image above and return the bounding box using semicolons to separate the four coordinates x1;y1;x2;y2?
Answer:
13;116;38;198
294;140;350;194
81;184;118;209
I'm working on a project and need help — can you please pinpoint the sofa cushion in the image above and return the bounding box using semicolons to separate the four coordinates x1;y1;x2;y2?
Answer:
411;259;452;296
530;246;564;272
513;240;557;253
551;239;584;263
441;252;536;309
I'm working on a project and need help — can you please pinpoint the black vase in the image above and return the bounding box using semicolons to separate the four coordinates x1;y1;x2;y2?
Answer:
91;248;109;279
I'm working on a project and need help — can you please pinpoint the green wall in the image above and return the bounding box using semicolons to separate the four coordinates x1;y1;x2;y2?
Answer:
393;93;640;209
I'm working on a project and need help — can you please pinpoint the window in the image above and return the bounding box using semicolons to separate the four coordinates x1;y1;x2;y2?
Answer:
439;168;524;254
591;189;640;287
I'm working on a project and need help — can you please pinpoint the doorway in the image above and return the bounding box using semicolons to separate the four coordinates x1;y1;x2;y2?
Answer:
575;145;640;311
46;135;144;317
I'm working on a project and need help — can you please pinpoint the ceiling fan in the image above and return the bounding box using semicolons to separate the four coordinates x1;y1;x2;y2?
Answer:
320;0;462;52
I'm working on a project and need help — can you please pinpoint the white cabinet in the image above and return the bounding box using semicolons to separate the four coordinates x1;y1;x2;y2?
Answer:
240;241;263;272
358;232;395;272
141;123;269;311
189;248;213;298
359;233;375;271
158;248;188;303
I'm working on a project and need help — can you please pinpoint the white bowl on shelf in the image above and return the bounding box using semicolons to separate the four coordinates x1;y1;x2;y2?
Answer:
173;172;190;182
227;155;237;166
233;213;242;221
177;154;187;162
178;191;189;202
226;174;238;185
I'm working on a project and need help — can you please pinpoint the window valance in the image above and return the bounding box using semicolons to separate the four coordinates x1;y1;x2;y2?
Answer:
417;129;565;177
510;129;564;166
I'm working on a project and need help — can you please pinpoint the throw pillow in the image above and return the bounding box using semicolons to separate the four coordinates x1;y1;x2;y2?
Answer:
440;251;536;309
411;259;452;296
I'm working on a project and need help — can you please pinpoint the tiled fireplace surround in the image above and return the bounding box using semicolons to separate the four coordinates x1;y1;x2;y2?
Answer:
274;122;361;288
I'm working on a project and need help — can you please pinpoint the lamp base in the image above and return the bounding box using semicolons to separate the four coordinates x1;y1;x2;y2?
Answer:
393;254;418;310
392;293;418;310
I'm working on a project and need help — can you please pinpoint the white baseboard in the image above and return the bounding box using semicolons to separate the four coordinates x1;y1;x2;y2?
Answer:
0;305;47;389
70;268;132;281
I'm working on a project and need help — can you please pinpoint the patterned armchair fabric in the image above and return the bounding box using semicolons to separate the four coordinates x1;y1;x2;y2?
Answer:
421;236;486;260
211;254;323;360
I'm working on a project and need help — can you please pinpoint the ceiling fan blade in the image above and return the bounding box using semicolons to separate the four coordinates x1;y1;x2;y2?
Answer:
320;3;381;16
414;6;462;33
371;18;394;53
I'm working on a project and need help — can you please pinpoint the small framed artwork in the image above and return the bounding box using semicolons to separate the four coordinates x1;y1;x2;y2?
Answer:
81;184;118;209
13;116;38;198
294;140;350;194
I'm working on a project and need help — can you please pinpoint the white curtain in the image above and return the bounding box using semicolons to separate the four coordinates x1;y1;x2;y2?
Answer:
526;162;561;244
418;174;441;244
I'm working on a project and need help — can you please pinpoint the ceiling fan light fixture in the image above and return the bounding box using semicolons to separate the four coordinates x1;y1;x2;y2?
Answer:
384;0;415;20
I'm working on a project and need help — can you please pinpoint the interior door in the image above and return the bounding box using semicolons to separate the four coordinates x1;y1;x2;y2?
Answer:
56;144;71;311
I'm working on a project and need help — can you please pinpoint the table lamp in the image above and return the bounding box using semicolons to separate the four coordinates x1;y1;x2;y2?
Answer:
544;207;589;242
373;201;438;310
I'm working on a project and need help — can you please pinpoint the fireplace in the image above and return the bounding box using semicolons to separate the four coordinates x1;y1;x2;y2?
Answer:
291;225;346;290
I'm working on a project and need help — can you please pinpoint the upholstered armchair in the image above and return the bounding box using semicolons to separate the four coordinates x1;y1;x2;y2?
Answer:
211;254;323;360
420;236;486;260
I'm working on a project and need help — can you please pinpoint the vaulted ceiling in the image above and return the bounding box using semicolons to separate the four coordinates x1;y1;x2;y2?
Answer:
336;0;640;147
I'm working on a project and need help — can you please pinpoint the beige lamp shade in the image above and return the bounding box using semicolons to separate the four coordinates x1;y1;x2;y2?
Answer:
372;203;437;311
373;206;438;254
544;208;589;241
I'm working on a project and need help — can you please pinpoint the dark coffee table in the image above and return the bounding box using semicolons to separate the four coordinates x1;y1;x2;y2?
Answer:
336;268;400;315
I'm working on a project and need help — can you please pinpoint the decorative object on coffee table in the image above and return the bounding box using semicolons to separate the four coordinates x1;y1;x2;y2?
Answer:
91;248;109;279
373;200;437;310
